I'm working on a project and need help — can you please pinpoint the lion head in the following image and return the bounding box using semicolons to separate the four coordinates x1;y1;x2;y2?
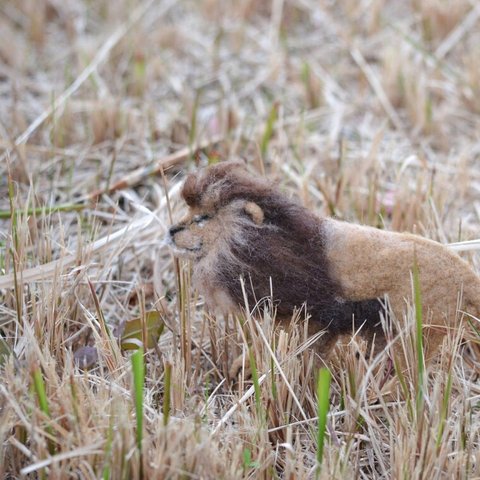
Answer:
167;161;343;320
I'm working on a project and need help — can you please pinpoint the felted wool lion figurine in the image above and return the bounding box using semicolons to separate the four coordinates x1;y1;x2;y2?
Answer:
167;161;480;367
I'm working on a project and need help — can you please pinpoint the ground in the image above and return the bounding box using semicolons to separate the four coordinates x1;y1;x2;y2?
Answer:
1;0;480;478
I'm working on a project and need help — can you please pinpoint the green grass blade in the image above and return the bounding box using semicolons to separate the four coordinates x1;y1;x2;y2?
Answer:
0;203;86;219
131;348;145;452
412;257;425;413
131;348;145;478
248;347;263;417
32;366;55;454
32;367;50;417
260;102;278;158
316;367;331;475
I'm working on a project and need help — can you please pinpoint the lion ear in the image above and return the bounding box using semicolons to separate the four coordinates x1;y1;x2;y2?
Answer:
244;201;264;225
182;174;199;207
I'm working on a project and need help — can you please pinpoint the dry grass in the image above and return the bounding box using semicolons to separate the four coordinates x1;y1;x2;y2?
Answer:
1;0;480;478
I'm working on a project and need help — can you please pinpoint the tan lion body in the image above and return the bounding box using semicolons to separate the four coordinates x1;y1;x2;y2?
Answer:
168;161;480;367
325;219;480;358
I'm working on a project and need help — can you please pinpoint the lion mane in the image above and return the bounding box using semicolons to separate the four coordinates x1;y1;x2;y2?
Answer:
169;161;480;363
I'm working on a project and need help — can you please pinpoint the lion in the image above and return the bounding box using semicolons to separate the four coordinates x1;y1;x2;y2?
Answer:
167;161;480;372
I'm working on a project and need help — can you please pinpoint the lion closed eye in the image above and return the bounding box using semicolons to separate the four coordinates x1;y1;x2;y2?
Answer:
168;161;480;370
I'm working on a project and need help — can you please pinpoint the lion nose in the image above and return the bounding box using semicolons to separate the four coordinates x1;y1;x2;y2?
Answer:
169;224;184;236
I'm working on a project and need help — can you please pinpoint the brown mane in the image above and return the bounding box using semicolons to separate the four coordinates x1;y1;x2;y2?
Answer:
182;161;273;209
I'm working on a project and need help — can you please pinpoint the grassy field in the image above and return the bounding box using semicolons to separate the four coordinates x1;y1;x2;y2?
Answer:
1;0;480;478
